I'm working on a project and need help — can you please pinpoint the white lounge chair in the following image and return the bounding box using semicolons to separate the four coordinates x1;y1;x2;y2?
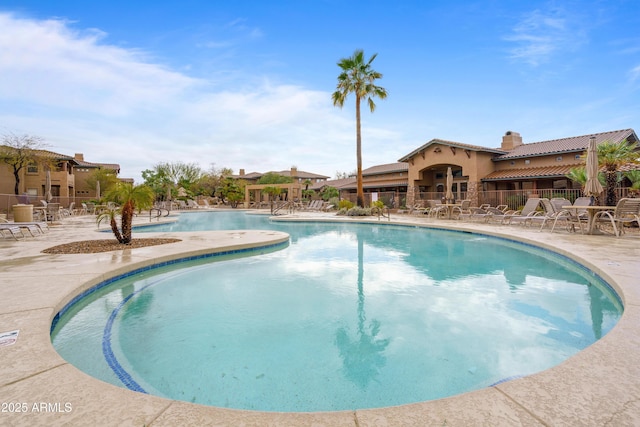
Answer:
0;224;25;240
503;198;543;226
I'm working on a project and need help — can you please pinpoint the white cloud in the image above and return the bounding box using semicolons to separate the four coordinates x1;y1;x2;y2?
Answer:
504;7;587;66
0;13;388;182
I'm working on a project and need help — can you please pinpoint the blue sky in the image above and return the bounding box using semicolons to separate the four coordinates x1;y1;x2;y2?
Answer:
0;1;638;183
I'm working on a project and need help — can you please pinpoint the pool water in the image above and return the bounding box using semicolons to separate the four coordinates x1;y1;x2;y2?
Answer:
51;211;622;412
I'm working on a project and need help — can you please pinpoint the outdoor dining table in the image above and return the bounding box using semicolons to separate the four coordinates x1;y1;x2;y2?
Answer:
562;205;613;235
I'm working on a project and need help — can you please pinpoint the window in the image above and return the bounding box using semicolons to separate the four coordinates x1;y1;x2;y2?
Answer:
524;160;531;165
510;161;515;166
435;172;444;179
556;156;563;161
575;154;581;160
27;188;37;196
27;164;38;173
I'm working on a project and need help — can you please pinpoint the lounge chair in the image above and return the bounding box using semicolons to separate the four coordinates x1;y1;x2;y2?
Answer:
503;198;544;226
459;207;491;222
409;201;429;215
0;224;25;240
0;218;49;234
304;200;322;211
593;198;640;237
532;198;570;230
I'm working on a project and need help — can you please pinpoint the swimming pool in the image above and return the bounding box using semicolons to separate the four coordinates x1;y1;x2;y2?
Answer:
51;211;622;412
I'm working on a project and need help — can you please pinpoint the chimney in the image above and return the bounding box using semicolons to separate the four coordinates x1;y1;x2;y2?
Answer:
239;169;245;176
501;131;522;151
74;153;84;161
290;166;298;177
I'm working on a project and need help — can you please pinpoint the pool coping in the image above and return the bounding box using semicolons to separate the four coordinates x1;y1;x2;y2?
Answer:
1;211;639;425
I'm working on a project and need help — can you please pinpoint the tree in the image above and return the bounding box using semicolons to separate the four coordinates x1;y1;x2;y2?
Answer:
257;172;293;185
218;177;245;208
0;133;49;195
598;139;638;206
566;166;605;188
97;182;155;244
320;186;339;201
332;49;388;207
86;168;119;199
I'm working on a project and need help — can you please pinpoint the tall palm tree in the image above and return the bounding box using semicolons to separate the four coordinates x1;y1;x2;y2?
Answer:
598;139;638;206
97;182;155;244
332;49;388;207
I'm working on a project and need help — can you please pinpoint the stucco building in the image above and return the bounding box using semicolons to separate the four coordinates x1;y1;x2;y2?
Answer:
322;128;638;208
0;148;120;206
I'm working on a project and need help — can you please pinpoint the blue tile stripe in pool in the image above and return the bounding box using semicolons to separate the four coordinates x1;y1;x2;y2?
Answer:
51;239;288;393
102;285;152;393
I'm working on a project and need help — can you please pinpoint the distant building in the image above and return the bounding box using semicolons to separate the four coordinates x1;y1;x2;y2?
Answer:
0;147;123;202
234;167;329;184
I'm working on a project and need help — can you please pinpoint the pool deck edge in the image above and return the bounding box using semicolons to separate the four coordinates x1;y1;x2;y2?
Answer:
0;211;639;426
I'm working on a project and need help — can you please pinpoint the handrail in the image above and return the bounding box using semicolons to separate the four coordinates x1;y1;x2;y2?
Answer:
149;207;169;221
271;201;296;215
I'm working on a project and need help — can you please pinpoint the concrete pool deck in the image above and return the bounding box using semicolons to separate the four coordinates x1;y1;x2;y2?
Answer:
0;210;639;426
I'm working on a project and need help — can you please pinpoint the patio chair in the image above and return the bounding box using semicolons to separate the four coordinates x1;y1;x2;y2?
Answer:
427;200;447;218
550;197;591;234
45;203;61;222
593;198;640;237
452;200;472;219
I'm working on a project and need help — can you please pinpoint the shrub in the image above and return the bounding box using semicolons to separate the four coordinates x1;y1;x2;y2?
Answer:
338;199;354;210
346;206;372;216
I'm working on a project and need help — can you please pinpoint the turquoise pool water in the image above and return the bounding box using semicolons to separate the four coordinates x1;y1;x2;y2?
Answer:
51;211;622;412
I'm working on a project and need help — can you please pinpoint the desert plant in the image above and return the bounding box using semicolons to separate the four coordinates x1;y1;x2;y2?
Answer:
97;182;154;244
338;199;354;210
346;206;372;216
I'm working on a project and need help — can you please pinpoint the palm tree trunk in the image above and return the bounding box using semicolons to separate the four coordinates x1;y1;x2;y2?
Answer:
355;96;364;207
605;169;617;206
110;216;124;243
121;200;134;244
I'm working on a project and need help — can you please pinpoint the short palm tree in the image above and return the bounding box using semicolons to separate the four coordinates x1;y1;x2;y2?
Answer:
332;49;387;207
566;166;605;188
97;182;155;244
598;139;639;206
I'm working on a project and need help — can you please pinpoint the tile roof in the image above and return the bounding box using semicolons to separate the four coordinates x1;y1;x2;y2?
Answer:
398;139;506;162
311;177;355;190
495;129;637;160
483;161;640;181
482;165;576;181
362;162;408;175
75;159;120;170
273;169;330;179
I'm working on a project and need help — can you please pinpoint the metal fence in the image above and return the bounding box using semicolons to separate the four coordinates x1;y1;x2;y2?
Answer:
337;187;633;210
